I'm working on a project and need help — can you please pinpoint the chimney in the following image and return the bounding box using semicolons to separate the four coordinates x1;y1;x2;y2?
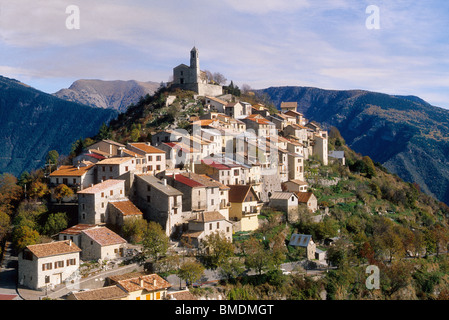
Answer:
163;179;167;186
69;240;72;246
153;278;157;286
139;277;144;287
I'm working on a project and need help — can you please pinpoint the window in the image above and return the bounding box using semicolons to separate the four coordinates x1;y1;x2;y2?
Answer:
217;222;220;229
148;156;153;162
227;227;230;233
110;190;113;196
101;202;105;208
125;166;129;172
109;166;113;172
82;204;85;210
211;199;214;206
54;261;64;269
209;224;212;230
67;259;76;266
156;156;161;161
42;263;52;271
147;185;151;192
148;165;153;171
45;276;50;284
102;166;105;172
101;192;104;198
56;178;59;184
73;178;76;184
63;178;68;185
156;165;161;171
147;196;151;202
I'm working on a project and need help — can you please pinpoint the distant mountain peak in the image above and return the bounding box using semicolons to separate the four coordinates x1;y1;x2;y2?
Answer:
53;79;160;112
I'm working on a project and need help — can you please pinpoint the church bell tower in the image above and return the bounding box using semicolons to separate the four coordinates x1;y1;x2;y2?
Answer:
190;47;200;83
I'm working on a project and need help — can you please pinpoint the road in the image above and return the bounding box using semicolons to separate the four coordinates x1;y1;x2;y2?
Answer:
0;242;22;300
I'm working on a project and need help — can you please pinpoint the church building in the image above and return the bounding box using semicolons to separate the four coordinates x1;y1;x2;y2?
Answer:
172;47;223;97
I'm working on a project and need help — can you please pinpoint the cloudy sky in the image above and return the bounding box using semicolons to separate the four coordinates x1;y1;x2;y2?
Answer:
1;0;449;108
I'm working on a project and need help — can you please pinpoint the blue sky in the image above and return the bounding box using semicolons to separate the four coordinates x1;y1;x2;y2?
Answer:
1;0;449;109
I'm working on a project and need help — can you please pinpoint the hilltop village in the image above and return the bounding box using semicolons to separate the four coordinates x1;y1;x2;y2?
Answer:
10;48;338;300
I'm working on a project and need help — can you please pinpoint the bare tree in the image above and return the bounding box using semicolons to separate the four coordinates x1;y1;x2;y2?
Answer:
213;72;227;85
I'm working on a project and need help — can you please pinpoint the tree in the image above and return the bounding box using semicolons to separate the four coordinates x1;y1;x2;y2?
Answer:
28;181;49;200
46;150;59;167
130;128;141;142
218;258;245;283
212;72;227;85
142;221;169;261
243;237;272;275
53;184;74;203
71;137;86;156
12;225;40;252
98;122;111;140
362;156;376;179
0;173;22;213
201;231;235;269
122;217;148;244
42;212;68;236
178;261;205;287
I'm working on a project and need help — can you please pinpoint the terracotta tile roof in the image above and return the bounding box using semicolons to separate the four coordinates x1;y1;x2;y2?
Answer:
122;149;144;158
295;192;314;203
78;179;125;194
136;175;183;196
96;157;134;165
281;102;298;109
26;240;81;258
205;96;227;105
102;139;126;148
286;179;308;186
71;286;128;300
228;185;252;203
270;191;297;200
128;143;165;154
116;274;171;293
177;172;229;190
167;290;198;300
192;211;226;223
49;165;94;177
81;227;126;246
59;224;97;235
83;153;106;160
108;272;146;283
88;149;112;157
109;200;143;217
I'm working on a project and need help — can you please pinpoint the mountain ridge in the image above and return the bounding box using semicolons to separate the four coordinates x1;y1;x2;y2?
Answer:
0;75;118;176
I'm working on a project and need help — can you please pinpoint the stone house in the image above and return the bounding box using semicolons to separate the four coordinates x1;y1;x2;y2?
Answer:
18;240;81;290
107;199;144;228
67;285;128;300
195;159;244;186
133;174;193;238
158;141;201;170
296;192;318;213
283;124;309;143
77;179;127;225
181;211;233;248
289;233;316;260
283;110;305;126
80;226;127;261
205;96;228;113
95;157;137;191
268;191;299;216
58;224;97;248
228;185;262;232
282;179;309;193
126;143;166;175
242;114;277;137
169;172;230;219
49;163;96;191
288;152;304;181
280;102;298;113
88;140;126;157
